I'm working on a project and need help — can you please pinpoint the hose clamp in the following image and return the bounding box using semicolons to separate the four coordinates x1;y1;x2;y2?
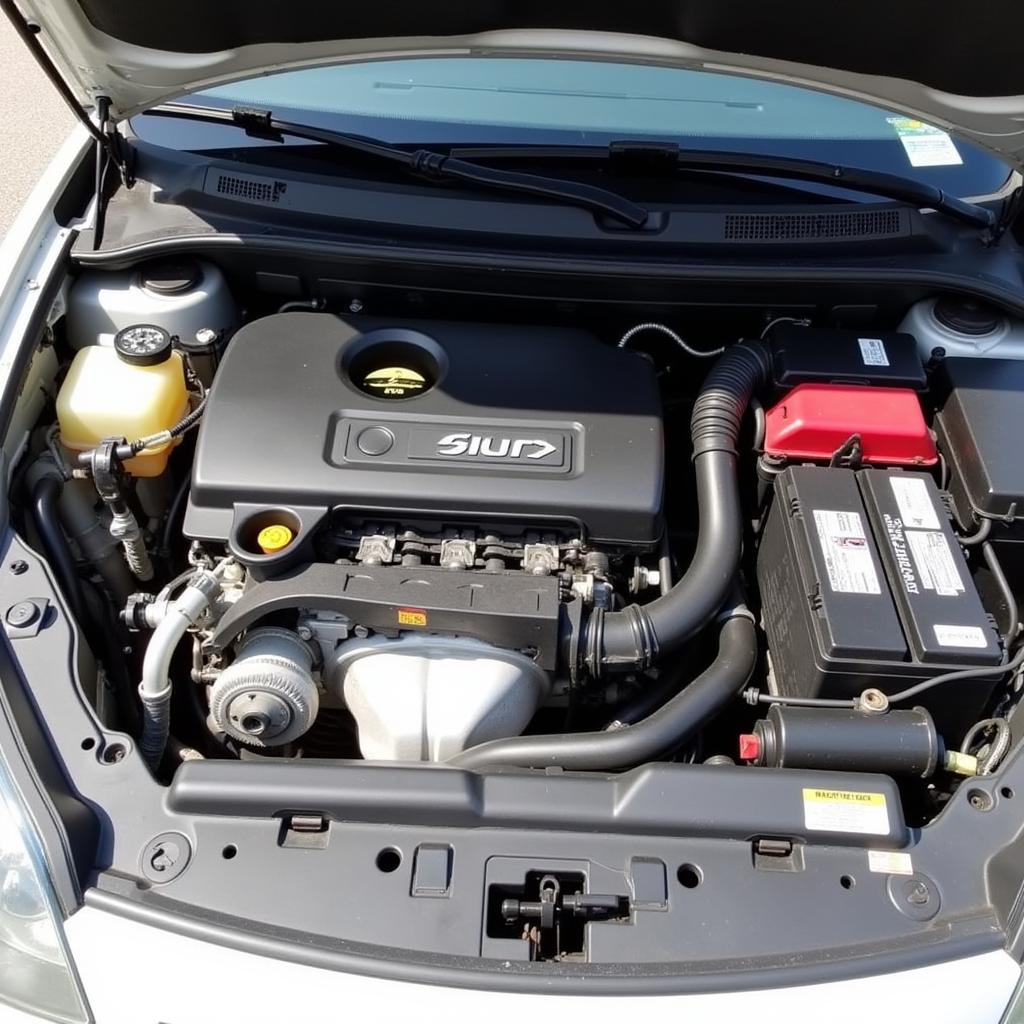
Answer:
620;604;659;673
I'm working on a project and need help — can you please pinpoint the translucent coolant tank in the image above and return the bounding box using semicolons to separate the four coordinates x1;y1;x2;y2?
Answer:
56;337;188;477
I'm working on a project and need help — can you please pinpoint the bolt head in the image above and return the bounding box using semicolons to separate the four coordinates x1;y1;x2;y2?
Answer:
9;561;28;576
6;602;38;628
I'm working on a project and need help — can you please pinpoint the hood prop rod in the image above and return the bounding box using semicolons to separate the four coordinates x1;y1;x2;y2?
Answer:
0;2;134;247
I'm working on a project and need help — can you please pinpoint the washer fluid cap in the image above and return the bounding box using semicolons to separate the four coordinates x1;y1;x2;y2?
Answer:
141;259;201;295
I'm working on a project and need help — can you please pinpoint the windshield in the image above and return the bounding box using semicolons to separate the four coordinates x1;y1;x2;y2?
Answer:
140;57;1011;198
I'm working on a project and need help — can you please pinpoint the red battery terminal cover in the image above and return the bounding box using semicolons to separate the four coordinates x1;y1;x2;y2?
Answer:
763;384;937;466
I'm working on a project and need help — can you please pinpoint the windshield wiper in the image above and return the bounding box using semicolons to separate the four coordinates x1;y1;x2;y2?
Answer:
143;104;650;229
448;140;998;234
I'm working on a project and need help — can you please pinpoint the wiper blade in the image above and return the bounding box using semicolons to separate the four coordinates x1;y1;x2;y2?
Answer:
144;104;650;229
450;141;997;233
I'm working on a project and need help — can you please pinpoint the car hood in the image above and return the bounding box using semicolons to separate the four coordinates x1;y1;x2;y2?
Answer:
7;0;1024;168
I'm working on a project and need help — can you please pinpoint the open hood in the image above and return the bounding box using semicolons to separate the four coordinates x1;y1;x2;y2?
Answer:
6;0;1024;167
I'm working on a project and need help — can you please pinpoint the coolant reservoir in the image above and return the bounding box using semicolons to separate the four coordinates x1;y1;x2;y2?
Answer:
56;333;188;477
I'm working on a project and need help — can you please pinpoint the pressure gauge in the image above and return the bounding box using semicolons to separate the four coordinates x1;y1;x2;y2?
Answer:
113;324;172;366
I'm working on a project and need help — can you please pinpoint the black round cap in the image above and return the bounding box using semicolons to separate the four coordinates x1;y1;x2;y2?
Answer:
933;296;1001;337
114;324;173;366
141;260;201;295
356;426;395;456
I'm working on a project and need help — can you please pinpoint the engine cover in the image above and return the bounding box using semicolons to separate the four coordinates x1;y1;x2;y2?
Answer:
185;314;664;547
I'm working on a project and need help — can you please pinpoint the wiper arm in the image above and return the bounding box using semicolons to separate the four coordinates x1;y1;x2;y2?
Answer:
144;104;650;229
449;141;997;233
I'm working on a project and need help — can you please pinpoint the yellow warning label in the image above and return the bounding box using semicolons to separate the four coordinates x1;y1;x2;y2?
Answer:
397;608;428;627
802;788;888;835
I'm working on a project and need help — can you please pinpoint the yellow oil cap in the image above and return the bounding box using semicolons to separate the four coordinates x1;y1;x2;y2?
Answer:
257;524;294;555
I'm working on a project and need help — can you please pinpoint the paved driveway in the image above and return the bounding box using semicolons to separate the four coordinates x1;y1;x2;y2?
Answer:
0;16;75;238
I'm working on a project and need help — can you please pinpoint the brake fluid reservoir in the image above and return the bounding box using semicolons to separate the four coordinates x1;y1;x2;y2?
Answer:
56;330;188;477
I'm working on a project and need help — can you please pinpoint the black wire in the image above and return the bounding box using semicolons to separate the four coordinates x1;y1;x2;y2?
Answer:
982;541;1019;644
129;394;208;454
958;518;992;547
751;643;1024;710
753;692;857;709
161;475;191;564
886;645;1024;705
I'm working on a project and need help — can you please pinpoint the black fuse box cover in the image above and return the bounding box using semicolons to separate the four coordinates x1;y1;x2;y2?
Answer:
934;357;1024;534
769;326;926;391
758;466;1002;734
858;469;1001;666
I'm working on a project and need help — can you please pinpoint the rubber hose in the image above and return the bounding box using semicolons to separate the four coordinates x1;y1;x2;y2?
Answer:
30;475;87;625
450;610;757;771
584;341;770;674
139;575;217;769
604;663;688;728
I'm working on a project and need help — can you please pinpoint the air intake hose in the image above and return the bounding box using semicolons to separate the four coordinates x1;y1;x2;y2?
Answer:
450;604;757;771
581;340;770;676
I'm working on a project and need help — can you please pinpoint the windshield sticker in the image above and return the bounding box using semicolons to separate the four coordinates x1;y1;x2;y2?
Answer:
887;117;962;168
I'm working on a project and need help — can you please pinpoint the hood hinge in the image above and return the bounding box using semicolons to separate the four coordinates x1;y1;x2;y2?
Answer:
96;96;135;189
92;96;135;250
989;184;1024;246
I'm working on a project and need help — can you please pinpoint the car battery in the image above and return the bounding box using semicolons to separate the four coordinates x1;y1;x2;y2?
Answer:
858;469;1000;665
757;465;1002;735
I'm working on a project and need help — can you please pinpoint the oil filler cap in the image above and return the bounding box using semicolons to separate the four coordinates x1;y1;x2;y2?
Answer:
257;524;294;554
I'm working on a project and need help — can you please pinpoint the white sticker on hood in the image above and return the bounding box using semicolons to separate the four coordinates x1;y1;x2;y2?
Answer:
868;850;914;875
887;117;962;167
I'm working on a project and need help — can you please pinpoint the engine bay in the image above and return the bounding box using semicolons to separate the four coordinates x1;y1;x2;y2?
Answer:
13;259;1024;828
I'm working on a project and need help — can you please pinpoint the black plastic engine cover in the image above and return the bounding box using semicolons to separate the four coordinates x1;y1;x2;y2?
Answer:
185;314;664;547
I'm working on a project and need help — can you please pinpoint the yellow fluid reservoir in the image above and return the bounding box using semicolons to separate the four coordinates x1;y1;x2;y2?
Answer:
56;345;188;477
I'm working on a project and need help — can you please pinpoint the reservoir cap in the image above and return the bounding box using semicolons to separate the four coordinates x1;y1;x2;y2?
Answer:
141;259;201;295
257;524;294;554
114;324;172;366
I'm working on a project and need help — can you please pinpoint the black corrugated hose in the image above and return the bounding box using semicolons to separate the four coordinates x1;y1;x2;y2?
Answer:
580;340;771;676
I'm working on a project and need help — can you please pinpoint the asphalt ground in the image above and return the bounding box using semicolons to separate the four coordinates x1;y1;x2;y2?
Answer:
0;15;76;239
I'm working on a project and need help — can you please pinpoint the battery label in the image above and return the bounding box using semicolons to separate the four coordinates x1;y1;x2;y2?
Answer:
813;509;881;595
858;337;890;367
803;788;889;835
889;476;940;530
906;530;964;597
934;624;989;648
